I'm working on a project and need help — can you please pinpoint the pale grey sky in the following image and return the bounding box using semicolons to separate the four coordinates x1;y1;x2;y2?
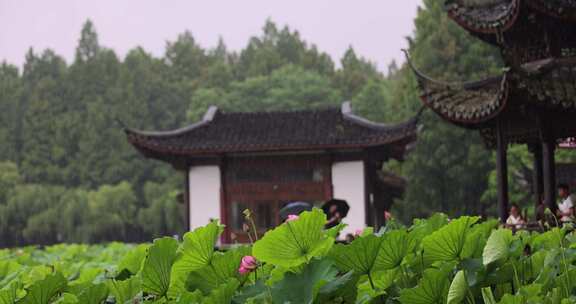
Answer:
0;1;422;71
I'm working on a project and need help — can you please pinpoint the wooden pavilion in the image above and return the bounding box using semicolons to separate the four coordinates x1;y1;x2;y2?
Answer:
408;0;576;222
125;102;418;243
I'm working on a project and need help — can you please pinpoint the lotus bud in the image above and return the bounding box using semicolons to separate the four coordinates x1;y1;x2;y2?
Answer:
238;266;250;275
286;214;299;222
240;255;258;270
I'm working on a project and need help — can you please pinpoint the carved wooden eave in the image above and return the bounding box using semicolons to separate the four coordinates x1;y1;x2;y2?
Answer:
405;50;576;147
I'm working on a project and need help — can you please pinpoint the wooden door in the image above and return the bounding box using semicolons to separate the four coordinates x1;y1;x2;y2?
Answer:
223;155;332;243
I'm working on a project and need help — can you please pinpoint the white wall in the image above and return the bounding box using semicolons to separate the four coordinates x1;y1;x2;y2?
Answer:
189;166;221;230
331;161;365;236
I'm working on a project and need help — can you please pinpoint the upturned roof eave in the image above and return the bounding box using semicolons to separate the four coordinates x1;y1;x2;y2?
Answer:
446;0;576;39
403;50;509;127
125;102;420;161
127;128;418;159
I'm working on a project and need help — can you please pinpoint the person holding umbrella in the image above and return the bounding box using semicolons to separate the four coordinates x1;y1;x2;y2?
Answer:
279;201;313;222
322;199;350;229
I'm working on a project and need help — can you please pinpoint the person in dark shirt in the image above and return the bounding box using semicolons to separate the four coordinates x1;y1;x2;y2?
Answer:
325;204;342;229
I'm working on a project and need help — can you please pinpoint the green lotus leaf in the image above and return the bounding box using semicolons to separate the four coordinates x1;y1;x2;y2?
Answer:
20;272;67;304
106;275;141;304
233;280;267;304
399;268;450;304
356;269;398;304
253;208;333;268
329;234;384;275
325;222;347;239
422;216;479;263
0;281;19;304
409;213;449;246
0;260;22;287
447;270;467;304
375;229;414;270
168;221;223;297
481;287;497;304
271;259;338;304
483;229;514;266
172;289;203;304
186;246;251;294
498;294;525;304
202;279;240;304
116;243;149;275
76;283;108;304
141;237;179;296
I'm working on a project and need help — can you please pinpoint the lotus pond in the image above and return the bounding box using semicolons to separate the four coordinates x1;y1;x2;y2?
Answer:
1;209;576;303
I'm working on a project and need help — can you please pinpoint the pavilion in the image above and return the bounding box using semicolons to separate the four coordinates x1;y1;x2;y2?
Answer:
125;102;418;243
408;0;576;222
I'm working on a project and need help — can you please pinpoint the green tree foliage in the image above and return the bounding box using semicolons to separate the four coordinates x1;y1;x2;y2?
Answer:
390;0;505;221
2;2;567;247
334;47;382;100
0;64;21;162
236;20;334;79
351;79;392;122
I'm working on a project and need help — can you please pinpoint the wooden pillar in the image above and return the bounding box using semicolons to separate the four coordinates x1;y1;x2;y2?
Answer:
184;170;191;231
363;160;375;228
496;120;509;223
542;141;557;213
530;144;544;212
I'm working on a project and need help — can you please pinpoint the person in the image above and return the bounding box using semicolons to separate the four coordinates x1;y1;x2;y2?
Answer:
322;199;349;229
535;196;546;223
325;204;342;229
345;233;355;243
557;184;574;223
506;203;526;230
384;210;393;222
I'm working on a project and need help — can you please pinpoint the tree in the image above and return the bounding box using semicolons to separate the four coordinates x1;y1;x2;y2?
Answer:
0;162;21;204
390;0;503;221
86;182;139;242
224;64;341;112
137;182;186;238
351;79;392;122
236;20;335;79
0;184;66;246
19;50;69;184
334;47;382;100
76;20;100;63
165;31;208;83
0;14;532;246
0;63;21;162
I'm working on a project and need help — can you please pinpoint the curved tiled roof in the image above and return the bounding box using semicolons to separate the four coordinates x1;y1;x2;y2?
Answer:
445;0;519;34
125;102;419;158
446;0;576;32
407;50;576;124
404;50;509;125
518;58;576;109
526;0;576;21
445;0;576;53
407;52;576;146
414;71;508;125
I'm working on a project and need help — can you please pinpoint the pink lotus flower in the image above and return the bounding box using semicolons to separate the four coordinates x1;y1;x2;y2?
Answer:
286;214;299;222
355;229;363;236
238;266;251;275
238;255;258;275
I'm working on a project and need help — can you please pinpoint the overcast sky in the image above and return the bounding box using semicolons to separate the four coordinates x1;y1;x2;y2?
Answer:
0;1;422;72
